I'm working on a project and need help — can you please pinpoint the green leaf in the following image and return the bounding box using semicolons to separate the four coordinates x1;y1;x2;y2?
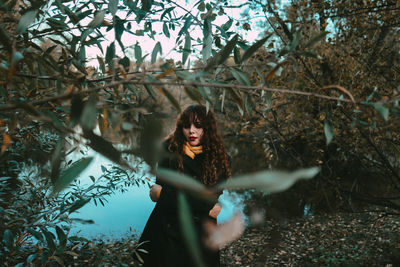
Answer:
106;42;116;68
324;119;334;145
119;56;130;69
182;33;191;65
144;75;157;99
77;9;93;21
304;31;329;48
79;45;86;64
178;193;207;267
3;229;14;249
55;226;67;247
264;91;272;108
97;56;106;74
241;34;271;62
222;19;233;31
244;93;254;115
27;254;38;264
157;168;209;196
233;47;241;64
178;17;192;38
205;34;239;71
53;157;93;193
141;0;153;11
80;100;97;131
135;43;143;65
80;29;93;42
88;10;105;28
68;198;91;213
158;86;181;112
372;103;389;121
202;18;212;62
216;167;319;193
101;165;107;173
109;0;118;16
47;17;68;30
288;30;301;51
161;7;175;20
184;86;203;103
197;78;212;102
70;95;84;127
84;130;122;164
163;22;170;38
230;68;250;85
63;5;79;24
51;139;63;184
17;10;38;34
256;68;266;86
114;16;125;50
27;228;44;242
237;41;250;51
41;228;56;253
41;250;49;265
151;42;162;63
139;117;163;170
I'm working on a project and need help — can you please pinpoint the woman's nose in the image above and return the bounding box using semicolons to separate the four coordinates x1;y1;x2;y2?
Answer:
189;124;196;133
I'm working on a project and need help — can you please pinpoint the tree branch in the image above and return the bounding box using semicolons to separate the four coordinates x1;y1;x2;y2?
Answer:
0;77;358;112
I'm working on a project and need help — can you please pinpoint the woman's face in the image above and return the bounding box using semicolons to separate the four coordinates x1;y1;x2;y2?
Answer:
182;119;204;146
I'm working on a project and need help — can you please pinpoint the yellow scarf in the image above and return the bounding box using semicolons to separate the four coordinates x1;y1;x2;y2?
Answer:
183;142;203;159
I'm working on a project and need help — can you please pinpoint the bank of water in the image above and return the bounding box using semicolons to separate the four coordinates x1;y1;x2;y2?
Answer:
69;152;244;240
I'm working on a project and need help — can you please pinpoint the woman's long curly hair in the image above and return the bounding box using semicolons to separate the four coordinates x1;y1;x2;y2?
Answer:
166;104;231;186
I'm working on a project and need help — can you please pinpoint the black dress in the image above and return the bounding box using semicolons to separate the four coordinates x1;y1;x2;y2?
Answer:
138;143;222;267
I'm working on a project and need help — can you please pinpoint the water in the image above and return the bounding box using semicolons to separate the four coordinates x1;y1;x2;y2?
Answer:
69;152;244;240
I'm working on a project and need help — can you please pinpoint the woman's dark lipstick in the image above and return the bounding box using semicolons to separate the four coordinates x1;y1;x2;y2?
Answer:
189;137;197;141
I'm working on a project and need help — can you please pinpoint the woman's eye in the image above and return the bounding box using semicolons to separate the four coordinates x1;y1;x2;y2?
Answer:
183;123;190;129
194;122;202;128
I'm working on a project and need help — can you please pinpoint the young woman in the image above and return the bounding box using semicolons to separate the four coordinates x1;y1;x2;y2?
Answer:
138;104;231;267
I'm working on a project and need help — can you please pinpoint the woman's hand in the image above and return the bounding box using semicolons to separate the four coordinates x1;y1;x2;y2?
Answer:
209;203;222;219
149;184;162;202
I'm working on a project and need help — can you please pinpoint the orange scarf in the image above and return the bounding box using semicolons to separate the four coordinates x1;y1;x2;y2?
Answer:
183;142;203;159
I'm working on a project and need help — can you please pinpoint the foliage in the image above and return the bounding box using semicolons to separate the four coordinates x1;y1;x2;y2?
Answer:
208;0;400;218
0;0;399;265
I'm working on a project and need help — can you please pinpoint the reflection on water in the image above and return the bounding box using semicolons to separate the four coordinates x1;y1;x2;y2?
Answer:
70;153;244;240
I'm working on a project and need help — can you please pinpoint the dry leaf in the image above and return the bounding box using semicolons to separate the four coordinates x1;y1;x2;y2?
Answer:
1;133;11;154
102;108;109;134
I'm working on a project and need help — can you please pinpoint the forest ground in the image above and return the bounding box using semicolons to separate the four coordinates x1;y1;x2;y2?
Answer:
220;210;400;266
63;210;400;266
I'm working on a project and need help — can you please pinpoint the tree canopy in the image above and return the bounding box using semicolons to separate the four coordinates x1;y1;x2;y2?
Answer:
0;0;399;265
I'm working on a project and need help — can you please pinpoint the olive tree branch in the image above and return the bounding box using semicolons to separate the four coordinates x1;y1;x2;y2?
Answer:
0;77;357;112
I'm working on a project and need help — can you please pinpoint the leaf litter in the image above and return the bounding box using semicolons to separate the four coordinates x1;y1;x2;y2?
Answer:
220;210;400;266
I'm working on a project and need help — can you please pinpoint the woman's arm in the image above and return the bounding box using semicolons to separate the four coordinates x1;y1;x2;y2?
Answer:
149;184;162;202
208;156;231;218
209;203;222;219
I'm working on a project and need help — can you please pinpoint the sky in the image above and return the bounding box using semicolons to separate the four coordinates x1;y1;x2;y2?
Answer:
84;0;274;67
